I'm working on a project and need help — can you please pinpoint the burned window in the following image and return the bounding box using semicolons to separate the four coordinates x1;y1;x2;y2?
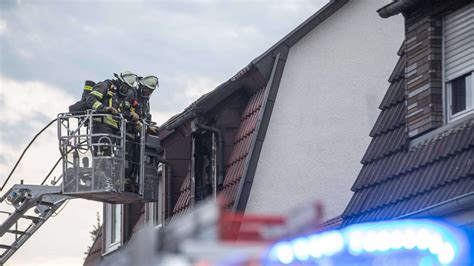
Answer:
192;131;215;203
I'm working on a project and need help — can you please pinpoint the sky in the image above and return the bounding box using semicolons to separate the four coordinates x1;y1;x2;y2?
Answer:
0;0;329;265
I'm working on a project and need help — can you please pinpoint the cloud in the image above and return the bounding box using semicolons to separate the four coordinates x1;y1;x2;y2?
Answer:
0;0;328;98
0;77;101;266
150;110;178;126
0;19;6;35
0;76;73;125
0;75;73;192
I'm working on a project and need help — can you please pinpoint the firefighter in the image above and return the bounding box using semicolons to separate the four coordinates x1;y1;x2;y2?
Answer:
136;75;159;134
109;73;142;191
86;71;138;156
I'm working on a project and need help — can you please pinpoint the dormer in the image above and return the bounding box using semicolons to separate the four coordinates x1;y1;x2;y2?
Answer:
379;0;473;138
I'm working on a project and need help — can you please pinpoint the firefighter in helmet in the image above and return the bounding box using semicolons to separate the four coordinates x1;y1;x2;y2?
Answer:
85;71;138;156
136;75;159;134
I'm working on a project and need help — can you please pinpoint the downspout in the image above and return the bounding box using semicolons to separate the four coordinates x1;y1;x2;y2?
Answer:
190;136;196;208
166;166;173;219
192;120;225;191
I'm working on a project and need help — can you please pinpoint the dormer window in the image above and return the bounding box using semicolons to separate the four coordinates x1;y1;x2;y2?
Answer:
443;3;474;123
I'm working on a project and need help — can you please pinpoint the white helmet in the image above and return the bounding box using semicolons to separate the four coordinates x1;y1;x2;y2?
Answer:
114;70;137;96
138;75;159;98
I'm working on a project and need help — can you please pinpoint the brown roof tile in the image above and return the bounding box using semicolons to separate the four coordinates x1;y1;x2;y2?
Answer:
83;228;103;266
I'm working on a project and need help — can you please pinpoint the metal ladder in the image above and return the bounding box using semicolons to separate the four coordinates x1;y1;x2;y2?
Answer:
0;184;68;265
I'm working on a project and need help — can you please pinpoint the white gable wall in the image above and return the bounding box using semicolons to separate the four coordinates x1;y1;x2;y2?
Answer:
246;0;403;219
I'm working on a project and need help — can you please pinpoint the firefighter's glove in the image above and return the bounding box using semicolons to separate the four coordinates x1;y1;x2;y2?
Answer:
136;121;143;132
105;107;118;115
147;126;158;135
130;112;139;122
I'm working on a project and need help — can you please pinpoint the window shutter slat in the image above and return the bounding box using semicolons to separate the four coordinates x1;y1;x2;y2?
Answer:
444;3;474;81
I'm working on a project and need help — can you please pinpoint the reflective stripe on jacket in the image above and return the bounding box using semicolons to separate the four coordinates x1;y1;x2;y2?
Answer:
87;80;120;128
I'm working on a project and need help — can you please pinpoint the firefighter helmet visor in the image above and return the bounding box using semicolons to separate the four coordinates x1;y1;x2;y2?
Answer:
138;75;158;99
114;71;138;88
139;75;159;90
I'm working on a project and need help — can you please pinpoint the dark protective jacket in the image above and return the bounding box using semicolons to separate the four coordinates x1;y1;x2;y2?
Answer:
85;80;120;128
68;80;95;113
136;95;152;123
118;88;137;120
85;80;117;111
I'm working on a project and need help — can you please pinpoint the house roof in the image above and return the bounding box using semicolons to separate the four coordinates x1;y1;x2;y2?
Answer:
83;228;103;266
341;42;474;226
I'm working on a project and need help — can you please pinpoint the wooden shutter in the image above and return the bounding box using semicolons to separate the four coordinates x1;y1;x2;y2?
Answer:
444;3;474;81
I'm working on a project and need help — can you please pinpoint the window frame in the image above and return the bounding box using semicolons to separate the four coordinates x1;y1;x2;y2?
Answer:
103;203;123;254
445;72;474;122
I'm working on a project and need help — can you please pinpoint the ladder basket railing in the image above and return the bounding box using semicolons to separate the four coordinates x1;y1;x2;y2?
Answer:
56;112;160;202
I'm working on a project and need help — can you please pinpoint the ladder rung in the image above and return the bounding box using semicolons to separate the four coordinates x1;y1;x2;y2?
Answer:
21;215;40;221
38;201;55;207
0;244;11;250
6;230;27;235
0;211;12;215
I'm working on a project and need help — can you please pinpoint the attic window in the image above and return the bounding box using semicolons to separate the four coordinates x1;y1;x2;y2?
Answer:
443;3;474;122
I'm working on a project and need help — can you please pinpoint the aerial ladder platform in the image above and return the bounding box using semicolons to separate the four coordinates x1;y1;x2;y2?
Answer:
0;112;162;265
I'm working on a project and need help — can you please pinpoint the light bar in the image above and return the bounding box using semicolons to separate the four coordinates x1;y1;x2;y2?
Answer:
267;220;469;265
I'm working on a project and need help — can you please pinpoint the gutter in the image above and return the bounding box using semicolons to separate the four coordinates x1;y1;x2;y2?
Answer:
395;192;474;221
377;0;422;18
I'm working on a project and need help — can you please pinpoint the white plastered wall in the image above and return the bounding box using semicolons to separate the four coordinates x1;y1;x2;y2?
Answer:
246;0;404;219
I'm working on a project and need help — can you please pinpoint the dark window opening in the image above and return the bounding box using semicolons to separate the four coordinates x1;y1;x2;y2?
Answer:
193;132;213;202
450;74;468;115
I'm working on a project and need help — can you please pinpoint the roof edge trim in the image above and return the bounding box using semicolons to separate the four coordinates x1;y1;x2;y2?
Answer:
377;0;422;18
251;0;348;65
233;51;288;213
395;192;474;221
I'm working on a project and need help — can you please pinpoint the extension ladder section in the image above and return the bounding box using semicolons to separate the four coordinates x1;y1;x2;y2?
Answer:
0;184;68;264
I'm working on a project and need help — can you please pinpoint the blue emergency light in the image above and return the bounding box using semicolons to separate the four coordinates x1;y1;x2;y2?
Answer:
266;220;470;265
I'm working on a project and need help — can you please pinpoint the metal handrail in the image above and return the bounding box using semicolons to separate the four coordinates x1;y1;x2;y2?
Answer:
57;112;156;196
